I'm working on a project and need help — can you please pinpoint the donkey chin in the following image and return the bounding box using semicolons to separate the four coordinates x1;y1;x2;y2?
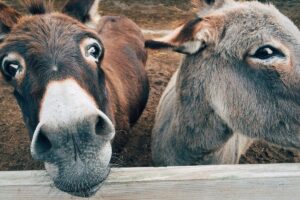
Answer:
45;155;111;197
44;146;112;197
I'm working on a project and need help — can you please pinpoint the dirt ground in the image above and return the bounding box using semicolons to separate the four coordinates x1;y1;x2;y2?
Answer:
1;0;300;171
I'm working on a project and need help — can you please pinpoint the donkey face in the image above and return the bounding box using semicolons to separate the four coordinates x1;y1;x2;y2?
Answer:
147;1;300;149
0;0;114;197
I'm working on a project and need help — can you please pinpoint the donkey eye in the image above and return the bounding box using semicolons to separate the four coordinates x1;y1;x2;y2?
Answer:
81;38;103;64
252;45;285;60
87;43;101;61
1;60;21;78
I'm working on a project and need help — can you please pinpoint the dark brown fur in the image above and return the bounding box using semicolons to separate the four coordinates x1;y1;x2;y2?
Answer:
63;0;96;23
0;2;20;38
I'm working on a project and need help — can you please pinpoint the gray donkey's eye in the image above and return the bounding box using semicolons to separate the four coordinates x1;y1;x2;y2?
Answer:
252;45;285;60
204;0;215;5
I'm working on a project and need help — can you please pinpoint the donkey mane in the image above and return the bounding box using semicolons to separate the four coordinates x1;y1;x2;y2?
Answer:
22;0;52;15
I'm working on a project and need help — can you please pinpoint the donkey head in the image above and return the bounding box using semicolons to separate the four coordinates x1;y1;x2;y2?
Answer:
146;1;300;149
0;0;114;197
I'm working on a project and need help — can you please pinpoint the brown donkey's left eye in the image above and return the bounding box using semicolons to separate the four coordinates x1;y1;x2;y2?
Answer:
81;38;103;64
87;43;102;61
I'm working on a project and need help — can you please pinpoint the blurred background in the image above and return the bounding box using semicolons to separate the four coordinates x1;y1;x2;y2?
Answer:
6;0;300;29
1;0;300;171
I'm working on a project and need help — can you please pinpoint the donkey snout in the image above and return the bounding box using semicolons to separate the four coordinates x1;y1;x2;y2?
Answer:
30;79;115;160
30;108;114;197
30;123;52;160
31;110;115;161
95;109;115;140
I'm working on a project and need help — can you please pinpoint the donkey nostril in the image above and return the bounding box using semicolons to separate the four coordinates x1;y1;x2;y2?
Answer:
94;111;115;139
95;116;108;135
35;130;52;155
95;115;114;136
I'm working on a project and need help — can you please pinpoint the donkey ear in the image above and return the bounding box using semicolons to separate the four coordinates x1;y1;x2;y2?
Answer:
62;0;101;27
192;0;234;16
0;2;21;41
145;16;223;55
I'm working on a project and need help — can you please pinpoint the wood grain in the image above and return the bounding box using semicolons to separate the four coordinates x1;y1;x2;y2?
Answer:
1;164;300;200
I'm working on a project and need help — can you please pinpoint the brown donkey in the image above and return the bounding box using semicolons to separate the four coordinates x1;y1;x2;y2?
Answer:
0;0;149;197
147;0;300;166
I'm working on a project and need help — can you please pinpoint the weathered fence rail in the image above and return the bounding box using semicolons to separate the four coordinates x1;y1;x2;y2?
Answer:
0;164;300;200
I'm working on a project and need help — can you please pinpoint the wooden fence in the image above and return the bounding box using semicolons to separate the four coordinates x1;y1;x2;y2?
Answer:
1;163;300;200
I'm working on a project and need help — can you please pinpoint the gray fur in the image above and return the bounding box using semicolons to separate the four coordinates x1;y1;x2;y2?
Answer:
152;1;300;166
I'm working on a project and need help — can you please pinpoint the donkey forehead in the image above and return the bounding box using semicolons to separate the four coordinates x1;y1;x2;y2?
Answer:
6;14;95;50
0;14;102;88
210;1;300;57
219;2;300;38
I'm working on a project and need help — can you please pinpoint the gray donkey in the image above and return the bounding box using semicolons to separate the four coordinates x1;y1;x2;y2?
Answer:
146;0;300;166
